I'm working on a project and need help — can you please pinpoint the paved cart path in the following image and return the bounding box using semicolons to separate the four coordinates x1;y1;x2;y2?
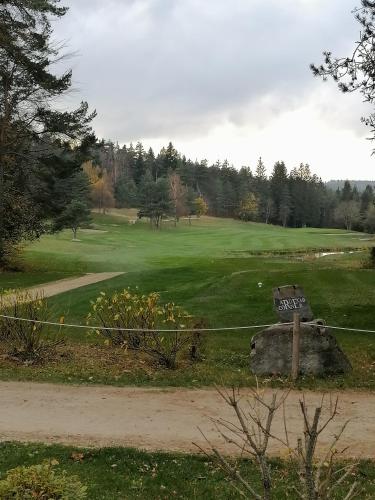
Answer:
2;272;124;302
0;382;374;458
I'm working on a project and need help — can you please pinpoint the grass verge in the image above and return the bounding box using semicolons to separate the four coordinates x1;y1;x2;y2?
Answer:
1;442;374;499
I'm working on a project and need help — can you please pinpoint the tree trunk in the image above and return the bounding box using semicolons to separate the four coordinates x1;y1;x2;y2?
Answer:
0;74;11;268
0;156;5;268
257;456;272;500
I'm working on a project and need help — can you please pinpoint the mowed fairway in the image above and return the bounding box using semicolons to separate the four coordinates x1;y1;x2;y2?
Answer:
0;212;375;389
20;211;372;275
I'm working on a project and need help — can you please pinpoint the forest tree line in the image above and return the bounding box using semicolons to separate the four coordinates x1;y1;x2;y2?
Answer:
82;140;375;233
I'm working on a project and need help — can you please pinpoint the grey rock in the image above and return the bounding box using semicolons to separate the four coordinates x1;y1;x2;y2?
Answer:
250;322;352;377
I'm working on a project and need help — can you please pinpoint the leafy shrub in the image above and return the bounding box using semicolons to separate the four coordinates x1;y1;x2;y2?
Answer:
0;291;64;363
88;289;205;368
88;289;161;348
0;462;87;499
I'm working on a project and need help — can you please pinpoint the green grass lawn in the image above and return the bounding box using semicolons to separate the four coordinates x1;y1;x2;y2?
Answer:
21;213;373;275
1;443;374;499
0;214;374;389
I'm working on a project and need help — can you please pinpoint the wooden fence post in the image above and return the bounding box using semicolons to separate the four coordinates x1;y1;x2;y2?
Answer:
292;312;301;381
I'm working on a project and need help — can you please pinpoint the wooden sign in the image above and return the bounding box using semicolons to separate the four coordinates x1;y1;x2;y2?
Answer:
273;285;314;323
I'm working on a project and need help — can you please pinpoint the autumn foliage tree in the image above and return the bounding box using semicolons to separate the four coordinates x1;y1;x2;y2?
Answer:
169;172;187;223
84;161;115;213
194;196;208;217
238;193;259;221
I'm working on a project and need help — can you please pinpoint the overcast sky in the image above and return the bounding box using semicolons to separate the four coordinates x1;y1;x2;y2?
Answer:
55;0;374;180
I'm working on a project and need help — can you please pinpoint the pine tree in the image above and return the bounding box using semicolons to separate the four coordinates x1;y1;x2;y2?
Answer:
341;181;353;202
279;186;291;227
134;142;146;185
138;178;173;228
145;147;156;180
114;178;138;208
365;204;375;233
255;157;267;181
360;185;374;214
0;0;95;265
311;1;375;142
270;161;288;223
54;200;92;240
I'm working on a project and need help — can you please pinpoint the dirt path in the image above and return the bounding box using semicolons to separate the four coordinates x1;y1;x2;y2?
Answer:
0;382;374;458
3;272;124;302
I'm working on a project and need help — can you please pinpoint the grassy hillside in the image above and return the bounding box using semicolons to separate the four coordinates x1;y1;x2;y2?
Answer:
0;213;374;389
20;212;373;275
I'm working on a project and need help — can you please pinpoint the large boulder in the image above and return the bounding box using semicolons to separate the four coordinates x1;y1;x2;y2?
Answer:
250;322;352;377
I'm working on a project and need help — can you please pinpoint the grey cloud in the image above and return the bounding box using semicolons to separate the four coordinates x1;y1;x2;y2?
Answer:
55;0;363;142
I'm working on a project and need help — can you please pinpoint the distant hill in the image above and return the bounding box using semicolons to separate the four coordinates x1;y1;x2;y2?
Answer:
326;180;375;192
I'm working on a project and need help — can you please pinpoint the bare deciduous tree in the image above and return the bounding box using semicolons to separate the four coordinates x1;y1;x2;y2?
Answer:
169;173;187;225
334;201;361;231
196;388;359;500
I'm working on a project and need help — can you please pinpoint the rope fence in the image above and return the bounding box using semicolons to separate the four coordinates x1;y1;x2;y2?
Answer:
0;313;374;334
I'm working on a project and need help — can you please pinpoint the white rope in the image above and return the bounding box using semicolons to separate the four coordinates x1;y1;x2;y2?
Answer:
324;325;375;334
0;314;373;334
0;314;289;333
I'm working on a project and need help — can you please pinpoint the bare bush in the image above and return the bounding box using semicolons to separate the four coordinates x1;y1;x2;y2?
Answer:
292;396;358;500
141;330;192;369
189;319;208;362
0;291;64;363
196;387;359;499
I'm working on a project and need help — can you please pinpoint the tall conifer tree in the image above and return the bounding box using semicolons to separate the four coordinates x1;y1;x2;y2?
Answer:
0;0;95;265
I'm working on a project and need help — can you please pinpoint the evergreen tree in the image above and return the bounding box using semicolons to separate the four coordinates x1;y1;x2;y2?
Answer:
311;1;375;142
341;181;353;201
114;177;138;208
165;142;179;171
125;143;136;180
145;147;156;180
134;142;146;185
255;157;267;181
270;161;288;223
279;186;291;227
0;0;95;265
54;200;92;240
365;204;375;233
360;185;374;214
254;157;270;223
138;177;173;228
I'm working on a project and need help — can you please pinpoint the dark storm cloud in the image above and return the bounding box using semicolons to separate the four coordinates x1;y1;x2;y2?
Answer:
55;0;360;141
